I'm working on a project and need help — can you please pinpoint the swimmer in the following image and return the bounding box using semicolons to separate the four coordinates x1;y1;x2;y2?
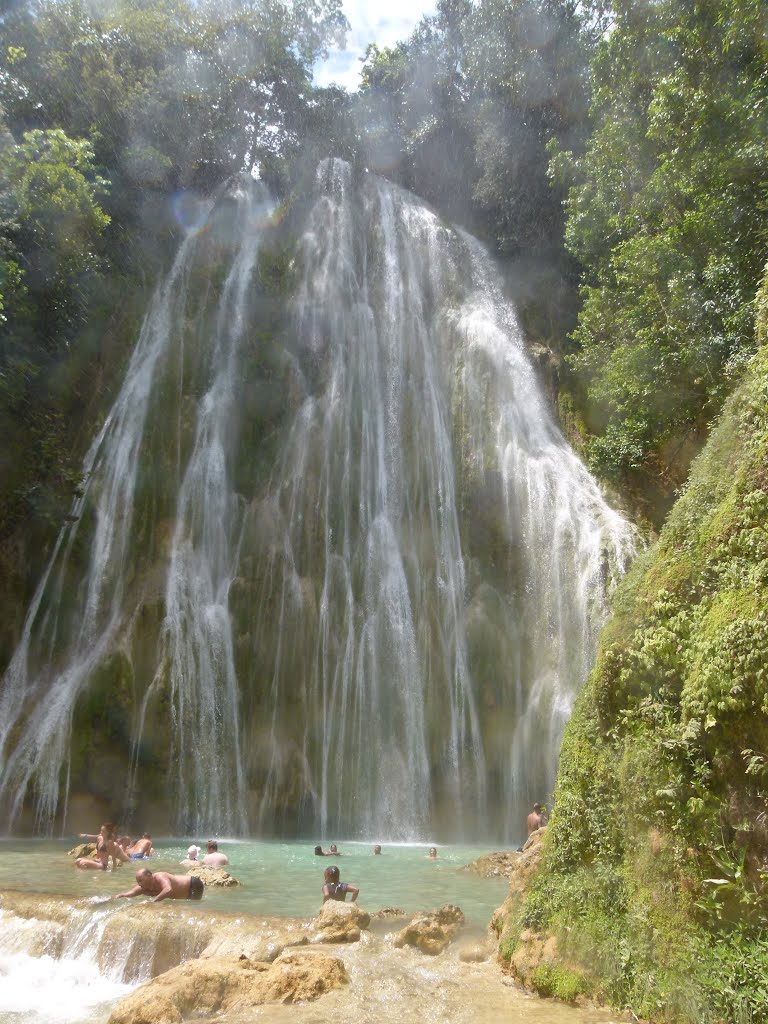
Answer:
115;868;204;902
426;847;438;859
322;865;359;903
202;839;229;867
127;833;153;859
373;845;382;855
328;843;341;856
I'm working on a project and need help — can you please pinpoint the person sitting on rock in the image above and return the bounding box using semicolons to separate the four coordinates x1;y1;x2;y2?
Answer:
322;865;359;903
76;824;128;870
180;844;201;867
115;868;204;902
202;839;229;867
527;803;547;836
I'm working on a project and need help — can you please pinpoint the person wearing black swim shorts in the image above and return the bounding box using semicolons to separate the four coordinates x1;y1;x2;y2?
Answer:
115;868;205;902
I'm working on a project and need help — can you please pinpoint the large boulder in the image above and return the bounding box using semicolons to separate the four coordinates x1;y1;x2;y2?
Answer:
392;904;465;955
311;900;371;943
68;843;97;858
107;949;347;1024
186;865;240;887
461;851;521;879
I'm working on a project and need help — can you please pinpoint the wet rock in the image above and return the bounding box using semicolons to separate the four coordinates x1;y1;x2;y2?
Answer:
68;843;97;858
311;900;371;943
106;948;347;1024
461;851;521;879
457;940;493;963
186;865;241;887
392;904;465;955
371;907;407;919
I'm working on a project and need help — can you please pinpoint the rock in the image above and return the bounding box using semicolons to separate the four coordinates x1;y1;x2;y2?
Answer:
457;940;493;963
107;949;347;1024
311;900;371;943
68;843;97;858
461;851;521;879
187;865;241;887
371;907;407;919
392;904;465;955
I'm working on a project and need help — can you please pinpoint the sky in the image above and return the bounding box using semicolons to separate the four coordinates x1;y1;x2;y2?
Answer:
313;0;437;92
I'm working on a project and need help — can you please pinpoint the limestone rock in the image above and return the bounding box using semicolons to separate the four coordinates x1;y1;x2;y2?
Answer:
312;900;371;943
371;907;407;919
392;904;465;955
457;940;493;963
187;865;241;887
107;949;347;1024
461;851;521;879
68;843;97;858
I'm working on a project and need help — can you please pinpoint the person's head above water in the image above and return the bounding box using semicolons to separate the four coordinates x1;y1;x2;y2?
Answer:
314;845;324;856
135;868;153;885
373;844;382;854
329;843;338;853
428;847;438;858
206;840;218;851
324;865;340;884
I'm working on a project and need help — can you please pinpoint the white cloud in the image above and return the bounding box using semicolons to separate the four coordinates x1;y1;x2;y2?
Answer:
314;0;437;92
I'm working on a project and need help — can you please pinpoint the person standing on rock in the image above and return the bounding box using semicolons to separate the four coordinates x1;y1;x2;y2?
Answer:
527;803;547;836
115;868;204;901
322;865;359;903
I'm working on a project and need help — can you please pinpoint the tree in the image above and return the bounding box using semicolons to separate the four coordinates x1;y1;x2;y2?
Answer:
554;0;768;488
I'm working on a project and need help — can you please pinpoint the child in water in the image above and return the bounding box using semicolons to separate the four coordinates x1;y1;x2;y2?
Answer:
322;865;359;903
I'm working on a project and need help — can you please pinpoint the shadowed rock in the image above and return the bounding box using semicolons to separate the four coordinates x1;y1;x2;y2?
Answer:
106;948;348;1023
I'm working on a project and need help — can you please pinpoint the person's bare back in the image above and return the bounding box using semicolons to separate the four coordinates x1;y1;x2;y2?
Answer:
115;868;204;902
527;803;546;836
201;839;229;867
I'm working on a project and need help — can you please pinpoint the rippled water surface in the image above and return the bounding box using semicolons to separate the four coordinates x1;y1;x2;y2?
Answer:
0;838;624;1024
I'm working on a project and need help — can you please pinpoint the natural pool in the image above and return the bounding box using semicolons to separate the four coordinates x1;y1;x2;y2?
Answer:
0;838;623;1024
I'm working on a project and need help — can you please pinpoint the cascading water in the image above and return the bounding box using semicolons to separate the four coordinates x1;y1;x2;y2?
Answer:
0;160;637;841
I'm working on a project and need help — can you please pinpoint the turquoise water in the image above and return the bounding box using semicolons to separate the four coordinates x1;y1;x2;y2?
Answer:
0;838;508;928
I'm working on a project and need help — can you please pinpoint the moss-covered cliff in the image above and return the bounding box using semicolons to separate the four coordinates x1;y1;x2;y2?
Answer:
499;264;768;1023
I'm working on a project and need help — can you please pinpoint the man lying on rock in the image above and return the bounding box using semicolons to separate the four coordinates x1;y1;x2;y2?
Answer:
115;867;204;902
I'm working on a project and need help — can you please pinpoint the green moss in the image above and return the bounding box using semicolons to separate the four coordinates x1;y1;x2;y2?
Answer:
530;963;588;1002
506;269;768;1023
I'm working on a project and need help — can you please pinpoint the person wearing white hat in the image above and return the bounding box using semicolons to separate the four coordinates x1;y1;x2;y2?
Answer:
180;844;201;867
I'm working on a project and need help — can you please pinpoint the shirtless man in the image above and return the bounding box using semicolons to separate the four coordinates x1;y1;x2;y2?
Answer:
115;868;204;902
127;833;153;859
201;840;229;867
527;803;546;836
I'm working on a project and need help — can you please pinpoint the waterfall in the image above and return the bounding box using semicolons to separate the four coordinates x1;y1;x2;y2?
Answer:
0;161;636;841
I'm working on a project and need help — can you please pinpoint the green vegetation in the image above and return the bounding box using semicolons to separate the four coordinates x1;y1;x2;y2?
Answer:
514;265;768;1021
0;1;767;1014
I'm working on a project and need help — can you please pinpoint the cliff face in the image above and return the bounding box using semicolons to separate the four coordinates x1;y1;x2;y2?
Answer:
501;263;768;1023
